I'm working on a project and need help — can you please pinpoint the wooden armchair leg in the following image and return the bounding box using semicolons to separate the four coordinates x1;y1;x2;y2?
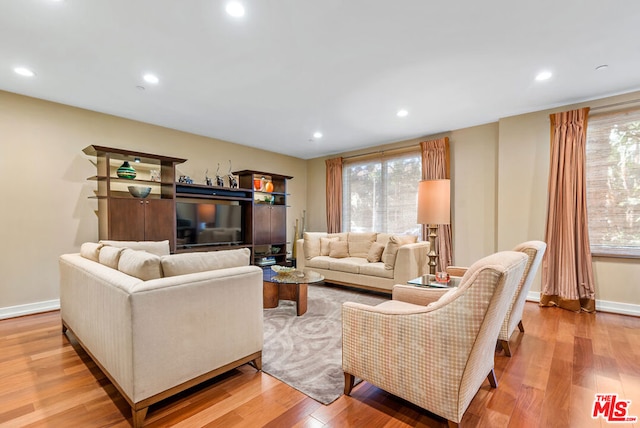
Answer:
487;369;498;388
447;421;460;428
499;339;512;357
518;320;525;332
344;372;355;395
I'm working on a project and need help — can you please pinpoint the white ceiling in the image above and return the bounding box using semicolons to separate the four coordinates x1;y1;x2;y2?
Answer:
2;1;640;160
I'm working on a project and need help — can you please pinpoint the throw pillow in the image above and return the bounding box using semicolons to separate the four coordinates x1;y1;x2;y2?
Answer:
99;240;170;256
320;237;339;256
348;240;374;258
329;240;349;258
381;235;418;269
98;245;125;270
118;248;163;281
303;232;326;260
366;242;386;263
80;242;103;262
161;248;250;277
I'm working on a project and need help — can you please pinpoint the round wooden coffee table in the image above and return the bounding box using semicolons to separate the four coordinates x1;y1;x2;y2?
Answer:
262;269;324;316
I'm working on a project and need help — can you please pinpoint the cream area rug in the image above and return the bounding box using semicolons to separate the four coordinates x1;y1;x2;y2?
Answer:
262;283;388;405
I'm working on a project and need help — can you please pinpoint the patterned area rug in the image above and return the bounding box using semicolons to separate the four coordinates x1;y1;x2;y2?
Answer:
262;283;388;405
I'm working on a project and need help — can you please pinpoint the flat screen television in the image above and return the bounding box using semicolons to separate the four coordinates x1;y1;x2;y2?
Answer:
176;200;244;247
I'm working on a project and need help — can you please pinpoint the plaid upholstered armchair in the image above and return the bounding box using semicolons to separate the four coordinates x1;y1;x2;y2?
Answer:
444;241;547;356
342;251;528;428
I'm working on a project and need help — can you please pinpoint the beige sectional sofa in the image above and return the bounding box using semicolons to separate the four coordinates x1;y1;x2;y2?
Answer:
296;232;429;293
59;240;263;427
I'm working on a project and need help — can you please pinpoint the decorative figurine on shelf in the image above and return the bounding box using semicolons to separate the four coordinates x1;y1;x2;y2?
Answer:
178;175;193;184
215;163;224;187
227;160;238;188
205;169;213;186
117;161;136;179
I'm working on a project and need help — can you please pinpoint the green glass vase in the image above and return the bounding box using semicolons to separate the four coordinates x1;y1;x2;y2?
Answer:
116;161;136;179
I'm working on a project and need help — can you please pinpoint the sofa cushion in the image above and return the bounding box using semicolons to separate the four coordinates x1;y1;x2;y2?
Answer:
80;242;103;262
303;232;327;260
328;232;348;241
382;235;418;270
366;242;386;263
376;233;393;245
347;232;376;258
320;237;340;256
100;240;170;256
161;248;250;277
329;240;349;258
359;262;394;278
118;248;163;281
306;256;331;270
328;257;369;274
98;245;125;270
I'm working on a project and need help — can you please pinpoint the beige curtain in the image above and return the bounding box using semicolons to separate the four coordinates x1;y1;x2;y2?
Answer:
540;107;596;312
420;138;453;271
325;157;343;233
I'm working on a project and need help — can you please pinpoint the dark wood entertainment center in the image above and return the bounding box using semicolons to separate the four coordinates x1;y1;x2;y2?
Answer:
84;145;292;265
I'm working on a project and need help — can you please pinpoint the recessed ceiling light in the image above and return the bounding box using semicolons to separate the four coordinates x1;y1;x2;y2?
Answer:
535;71;552;81
397;109;409;117
595;64;609;71
143;73;159;84
313;132;323;139
226;1;245;17
14;67;36;77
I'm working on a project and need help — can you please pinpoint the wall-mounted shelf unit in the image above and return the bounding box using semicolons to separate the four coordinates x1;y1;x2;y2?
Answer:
83;145;187;252
235;170;293;266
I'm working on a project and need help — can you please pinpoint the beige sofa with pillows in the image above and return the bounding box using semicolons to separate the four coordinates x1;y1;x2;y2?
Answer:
59;240;263;428
296;232;429;293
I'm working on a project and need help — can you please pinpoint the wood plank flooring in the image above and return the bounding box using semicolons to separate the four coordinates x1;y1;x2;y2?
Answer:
1;303;639;427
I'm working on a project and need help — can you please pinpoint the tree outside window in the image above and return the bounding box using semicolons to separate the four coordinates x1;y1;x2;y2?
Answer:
586;109;640;257
343;152;422;235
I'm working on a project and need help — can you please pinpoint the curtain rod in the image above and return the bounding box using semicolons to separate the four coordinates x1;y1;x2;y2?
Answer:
342;142;421;160
590;98;640;112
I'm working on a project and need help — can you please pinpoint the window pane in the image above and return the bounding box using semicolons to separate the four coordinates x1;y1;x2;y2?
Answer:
343;152;421;235
586;108;640;257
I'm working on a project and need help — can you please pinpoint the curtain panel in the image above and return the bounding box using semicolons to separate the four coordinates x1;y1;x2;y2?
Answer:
541;107;596;312
420;138;453;272
325;157;343;233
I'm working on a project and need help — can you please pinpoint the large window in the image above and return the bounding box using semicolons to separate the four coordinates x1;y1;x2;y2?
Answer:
586;108;640;257
342;150;422;234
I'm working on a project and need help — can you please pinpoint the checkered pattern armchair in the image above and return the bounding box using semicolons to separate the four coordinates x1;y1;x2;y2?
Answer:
497;241;546;356
444;241;547;356
342;251;528;427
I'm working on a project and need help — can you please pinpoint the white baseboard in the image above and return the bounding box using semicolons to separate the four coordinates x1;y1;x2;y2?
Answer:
526;291;640;317
0;299;60;320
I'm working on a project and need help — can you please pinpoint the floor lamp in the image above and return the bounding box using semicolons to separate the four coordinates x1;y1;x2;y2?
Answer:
417;179;451;275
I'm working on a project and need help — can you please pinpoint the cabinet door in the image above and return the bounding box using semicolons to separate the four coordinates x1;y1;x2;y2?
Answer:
254;204;272;245
144;199;174;243
108;199;145;241
270;205;286;244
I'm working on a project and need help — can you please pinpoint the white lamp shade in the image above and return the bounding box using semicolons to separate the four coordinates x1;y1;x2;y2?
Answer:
417;179;451;225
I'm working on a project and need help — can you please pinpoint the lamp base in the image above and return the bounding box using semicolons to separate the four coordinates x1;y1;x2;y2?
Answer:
427;224;438;275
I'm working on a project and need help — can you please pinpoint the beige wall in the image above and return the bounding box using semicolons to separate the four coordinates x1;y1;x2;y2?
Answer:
0;90;307;310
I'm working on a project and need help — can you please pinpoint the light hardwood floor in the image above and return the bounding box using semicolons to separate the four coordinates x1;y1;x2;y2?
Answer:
1;302;639;427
